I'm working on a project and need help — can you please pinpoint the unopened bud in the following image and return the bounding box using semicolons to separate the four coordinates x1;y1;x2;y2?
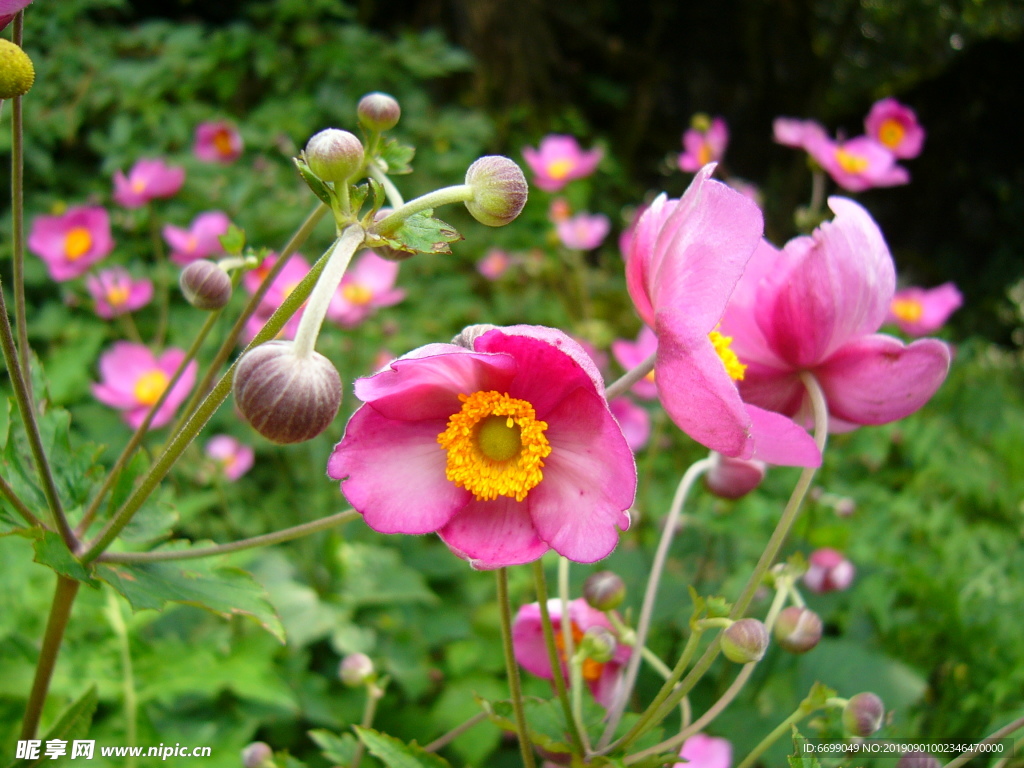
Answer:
0;39;34;99
896;752;940;768
579;626;617;664
241;742;274;768
305;128;364;183
357;92;401;132
464;156;528;227
720;618;769;664
843;692;885;736
804;548;855;593
233;340;342;444
773;606;823;654
583;571;626;611
705;454;767;499
451;324;498;349
180;260;232;310
339;652;375;687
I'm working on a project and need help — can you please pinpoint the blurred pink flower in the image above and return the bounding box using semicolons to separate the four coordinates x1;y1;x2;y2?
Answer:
610;326;658;400
865;98;925;159
0;0;32;31
92;342;197;429
28;205;114;281
704;454;766;500
194;120;244;164
675;734;732;768
556;212;611;251
205;435;255;481
327;251;404;328
477;248;512;280
548;197;572;223
773;117;829;149
804;547;855;593
86;268;153;319
609;398;651;452
113;159;185;208
678;116;729;173
888;283;962;336
163;211;232;265
242;253;311;342
522;135;602;193
805;135;909;192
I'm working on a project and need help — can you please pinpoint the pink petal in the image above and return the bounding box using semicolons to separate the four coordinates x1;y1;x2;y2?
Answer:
439;496;550;569
609;397;652;452
735;361;806;418
744;405;821;467
349;251;400;293
677;734;732;768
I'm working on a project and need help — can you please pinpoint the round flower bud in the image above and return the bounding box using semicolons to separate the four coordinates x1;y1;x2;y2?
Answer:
843;692;885;736
339;652;375;687
896;752;940;768
773;606;823;654
579;626;617;664
305;128;364;183
804;548;855;593
720;618;770;664
232;340;342;444
704;454;767;499
451;324;499;349
357;92;401;132
241;742;274;768
583;571;626;611
0;39;34;99
180;260;232;310
464;156;528;227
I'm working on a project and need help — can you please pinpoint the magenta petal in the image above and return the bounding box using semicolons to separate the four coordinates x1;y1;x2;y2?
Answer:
736;361;806;418
512;601;556;678
439;496;549;569
744;405;821;467
815;335;951;425
329;407;469;533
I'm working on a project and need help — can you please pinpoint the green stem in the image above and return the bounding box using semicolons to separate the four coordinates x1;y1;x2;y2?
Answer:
569;654;586;744
292;225;364;358
118;311;144;345
604;351;656;401
808;170;826;217
11;12;29;396
104;591;138;768
370;184;473;234
735;706;812;768
0;472;43;528
366;163;405;209
349;680;385;768
424;712;489;753
496;568;537;768
943;715;1024;768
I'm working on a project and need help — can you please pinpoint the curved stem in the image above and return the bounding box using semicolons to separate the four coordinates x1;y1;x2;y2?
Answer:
370;184;473;235
808;170;826;217
734;703;811;768
0;472;43;528
424;712;489;753
11;12;29;393
943;715;1024;768
366;163;405;209
292;224;364;358
605;351;656;401
496;568;537;768
349;680;385;768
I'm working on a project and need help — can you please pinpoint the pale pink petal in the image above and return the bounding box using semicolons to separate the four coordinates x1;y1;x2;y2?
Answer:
439;496;549;569
744;405;820;467
720;239;789;369
512;601;557;678
735;361;805;417
349;251;400;293
676;734;732;768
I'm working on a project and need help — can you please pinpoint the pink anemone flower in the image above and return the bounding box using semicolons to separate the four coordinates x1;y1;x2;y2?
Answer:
163;211;232;265
803;547;855;593
773;117;829;150
512;598;631;708
242;253;311;342
522;135;603;193
719;197;951;431
327;325;636;569
0;0;33;31
28;205;114;281
624;164;821;467
205;435;255;481
91;342;197;429
678;116;729;173
609;398;651;452
865;97;925;160
610;326;658;400
326;251;405;328
675;734;732;768
804;134;909;192
86;268;153;318
887;283;962;336
194;120;244;164
113;158;185;208
556;212;611;251
477;248;512;280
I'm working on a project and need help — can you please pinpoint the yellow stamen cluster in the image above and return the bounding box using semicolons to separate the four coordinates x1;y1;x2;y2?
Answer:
710;330;746;381
437;390;551;502
343;283;374;305
213;129;234;156
546;158;574;181
878;118;906;149
553;621;605;682
891;297;924;323
64;227;92;260
835;148;869;174
134;370;170;406
107;283;130;307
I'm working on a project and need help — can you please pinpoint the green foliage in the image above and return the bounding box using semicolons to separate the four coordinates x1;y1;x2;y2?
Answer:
353;727;451;768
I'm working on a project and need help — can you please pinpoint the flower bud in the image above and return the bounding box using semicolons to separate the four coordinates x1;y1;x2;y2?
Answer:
804;548;855;593
305;128;364;183
241;742;274;768
773;606;823;654
233;341;342;444
357;92;401;132
704;454;767;499
583;571;626;611
180;260;232;310
579;626;617;664
896;752;940;768
339;652;375;687
464;156;528;227
451;324;498;349
843;692;885;736
0;39;34;99
720;618;769;664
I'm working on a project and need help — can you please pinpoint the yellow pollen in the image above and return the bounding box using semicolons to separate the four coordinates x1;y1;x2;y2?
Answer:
547;158;575;180
106;283;131;307
437;390;551;502
709;330;746;381
131;178;147;193
133;369;169;406
64;227;92;260
213;129;234;156
891;297;923;323
697;142;712;166
644;369;656;383
343;283;374;305
878;118;905;149
835;148;869;174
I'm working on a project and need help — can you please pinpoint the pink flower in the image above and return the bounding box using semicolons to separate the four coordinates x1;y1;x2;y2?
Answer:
477;248;512;280
326;251;405;328
86;268;153;318
610;326;658;400
113;159;185;208
804;134;909;193
522;135;603;193
194;120;244;164
163;211;232;265
719;197;951;430
548;197;572;223
556;213;611;251
91;342;197;429
624;165;821;467
773;117;829;150
609;398;651;452
512;598;631;708
865;98;925;159
327;325;636;568
887;283;962;336
205;435;255;481
0;0;32;31
242;253;311;342
675;734;732;768
678;116;729;173
28;205;114;281
803;547;855;593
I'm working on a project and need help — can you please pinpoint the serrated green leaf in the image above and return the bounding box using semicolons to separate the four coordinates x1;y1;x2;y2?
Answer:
379;210;462;256
788;726;822;768
309;730;359;765
338;543;438;608
354;727;451;768
478;696;573;756
377;138;415;174
219;223;246;255
31;529;99;586
110;454;177;545
7;686;98;768
294;155;334;205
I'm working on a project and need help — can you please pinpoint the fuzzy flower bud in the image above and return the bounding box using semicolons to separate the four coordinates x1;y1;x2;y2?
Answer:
232;340;342;444
241;742;274;768
339;652;375;687
357;92;401;132
704;454;767;499
0;39;34;99
305;128;364;183
579;626;617;664
583;570;626;611
451;324;499;349
720;618;770;664
896;752;940;768
464;156;528;227
180;260;232;310
843;692;885;736
773;606;823;654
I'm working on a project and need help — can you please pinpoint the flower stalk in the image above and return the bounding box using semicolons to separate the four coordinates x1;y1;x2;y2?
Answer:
371;185;473;235
496;568;537;768
292;224;364;358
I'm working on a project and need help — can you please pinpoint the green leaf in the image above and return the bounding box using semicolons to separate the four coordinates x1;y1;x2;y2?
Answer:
350;181;370;216
377;138;415;174
376;210;462;256
109;454;177;545
338;542;438;608
801;681;837;712
309;730;359;765
30;529;99;586
479;696;572;756
369;176;385;212
788;726;822;768
354;727;451;768
7;686;98;768
294;155;334;205
219;223;246;255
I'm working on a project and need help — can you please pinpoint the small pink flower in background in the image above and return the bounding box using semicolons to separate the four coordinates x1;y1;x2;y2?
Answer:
86;268;153;319
327;251;405;328
522;135;602;193
556;212;611;251
513;598;631;708
611;326;658;400
610;398;651;452
113;158;186;208
773;117;829;150
804;547;855;593
327;325;636;569
548;197;572;223
242;253;312;342
28;205;114;281
163;211;232;265
888;283;962;336
477;248;512;280
805;134;909;192
194;120;244;164
675;734;732;768
0;0;33;31
727;177;763;207
678;115;729;173
205;435;255;481
91;342;197;429
865;97;925;159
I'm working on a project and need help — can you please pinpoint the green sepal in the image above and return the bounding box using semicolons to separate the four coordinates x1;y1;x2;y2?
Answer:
219;223;246;256
294;155;334;205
